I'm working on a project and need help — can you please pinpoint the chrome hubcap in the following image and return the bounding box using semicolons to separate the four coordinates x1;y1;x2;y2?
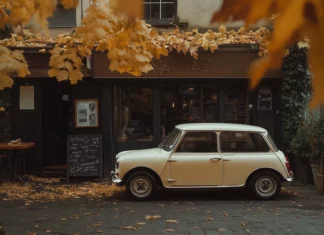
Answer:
130;176;152;198
255;176;277;197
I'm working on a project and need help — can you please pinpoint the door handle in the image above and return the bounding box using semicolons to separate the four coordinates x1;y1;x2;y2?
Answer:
210;157;222;161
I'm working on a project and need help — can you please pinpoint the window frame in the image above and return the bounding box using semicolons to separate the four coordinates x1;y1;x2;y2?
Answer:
174;130;219;154
219;131;271;153
143;0;177;25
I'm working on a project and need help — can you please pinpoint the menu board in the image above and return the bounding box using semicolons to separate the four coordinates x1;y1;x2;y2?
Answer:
258;87;272;110
67;134;102;180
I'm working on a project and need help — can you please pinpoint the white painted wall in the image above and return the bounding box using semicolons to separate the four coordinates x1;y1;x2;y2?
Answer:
177;0;266;29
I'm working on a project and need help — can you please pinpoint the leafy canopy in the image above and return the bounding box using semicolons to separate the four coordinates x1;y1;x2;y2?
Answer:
0;0;319;108
211;0;323;108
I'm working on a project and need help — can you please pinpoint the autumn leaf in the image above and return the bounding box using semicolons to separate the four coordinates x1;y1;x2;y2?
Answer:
205;217;213;221
136;222;146;226
145;215;161;220
61;0;79;9
165;220;179;224
121;226;138;230
114;0;144;20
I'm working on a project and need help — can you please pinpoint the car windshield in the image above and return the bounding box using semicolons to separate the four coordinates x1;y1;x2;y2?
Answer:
159;128;182;151
267;133;278;152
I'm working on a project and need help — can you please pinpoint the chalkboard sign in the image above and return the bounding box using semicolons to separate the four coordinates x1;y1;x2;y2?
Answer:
67;134;102;180
258;87;272;110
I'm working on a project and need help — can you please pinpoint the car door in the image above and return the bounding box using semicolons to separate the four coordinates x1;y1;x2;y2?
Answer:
220;131;275;186
169;131;223;187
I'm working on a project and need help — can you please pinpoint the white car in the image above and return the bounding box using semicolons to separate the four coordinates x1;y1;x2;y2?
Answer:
111;123;293;200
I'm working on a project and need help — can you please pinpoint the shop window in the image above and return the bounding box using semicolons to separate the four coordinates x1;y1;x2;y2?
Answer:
114;87;153;143
176;132;218;153
220;132;269;153
160;85;219;140
224;90;245;124
144;0;175;22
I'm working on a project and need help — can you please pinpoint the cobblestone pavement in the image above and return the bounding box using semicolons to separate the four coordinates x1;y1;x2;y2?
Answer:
0;183;324;235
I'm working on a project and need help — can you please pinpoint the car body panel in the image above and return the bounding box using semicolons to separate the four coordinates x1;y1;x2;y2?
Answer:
111;123;293;189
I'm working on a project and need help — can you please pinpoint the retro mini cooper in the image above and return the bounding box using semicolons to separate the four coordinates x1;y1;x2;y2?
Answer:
111;123;293;200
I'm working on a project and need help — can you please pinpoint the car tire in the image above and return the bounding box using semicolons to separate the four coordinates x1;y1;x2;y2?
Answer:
249;171;281;200
126;171;157;201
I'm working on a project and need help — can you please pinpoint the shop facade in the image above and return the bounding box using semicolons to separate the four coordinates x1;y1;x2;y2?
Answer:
10;45;282;177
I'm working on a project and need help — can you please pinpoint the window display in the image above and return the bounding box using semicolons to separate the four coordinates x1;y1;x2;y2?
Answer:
160;85;219;139
114;87;153;142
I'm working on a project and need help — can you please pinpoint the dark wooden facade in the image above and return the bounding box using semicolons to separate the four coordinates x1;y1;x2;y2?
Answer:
9;45;283;177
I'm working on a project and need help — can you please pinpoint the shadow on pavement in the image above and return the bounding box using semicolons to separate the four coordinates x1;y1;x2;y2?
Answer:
112;187;297;202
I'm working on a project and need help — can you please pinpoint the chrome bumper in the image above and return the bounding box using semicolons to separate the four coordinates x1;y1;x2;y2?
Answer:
286;177;294;182
110;171;123;186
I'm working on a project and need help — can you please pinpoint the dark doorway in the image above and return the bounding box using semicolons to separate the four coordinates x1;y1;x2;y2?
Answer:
42;81;72;168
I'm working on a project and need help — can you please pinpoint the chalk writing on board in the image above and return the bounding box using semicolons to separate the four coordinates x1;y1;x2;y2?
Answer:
67;134;102;177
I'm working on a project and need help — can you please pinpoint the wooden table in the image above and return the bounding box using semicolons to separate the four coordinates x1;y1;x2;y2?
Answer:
0;142;35;181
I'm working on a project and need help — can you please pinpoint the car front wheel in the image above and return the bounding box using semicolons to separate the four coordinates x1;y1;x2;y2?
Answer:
126;171;157;201
250;172;281;200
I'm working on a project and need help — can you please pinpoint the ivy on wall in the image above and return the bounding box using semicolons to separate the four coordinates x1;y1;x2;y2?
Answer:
281;45;311;155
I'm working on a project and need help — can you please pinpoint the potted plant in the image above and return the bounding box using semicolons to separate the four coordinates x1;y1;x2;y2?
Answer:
309;118;324;193
290;120;313;183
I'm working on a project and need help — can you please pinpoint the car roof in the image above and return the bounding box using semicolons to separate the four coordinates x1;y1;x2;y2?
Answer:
175;123;267;133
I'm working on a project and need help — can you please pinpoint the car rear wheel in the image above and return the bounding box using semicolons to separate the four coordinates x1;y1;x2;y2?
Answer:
126;171;157;201
250;171;281;200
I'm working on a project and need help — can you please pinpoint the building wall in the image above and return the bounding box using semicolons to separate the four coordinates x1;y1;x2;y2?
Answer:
47;0;267;37
177;0;267;29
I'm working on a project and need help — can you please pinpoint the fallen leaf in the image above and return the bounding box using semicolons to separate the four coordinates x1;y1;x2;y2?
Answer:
165;220;179;223
165;228;176;232
45;230;51;233
145;215;161;220
240;222;246;226
205;217;213;221
61;218;67;221
121;226;138;230
29;233;36;235
97;230;103;233
136;222;146;226
218;228;227;231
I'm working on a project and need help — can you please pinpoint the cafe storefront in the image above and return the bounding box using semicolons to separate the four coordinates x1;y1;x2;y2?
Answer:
80;45;282;176
9;45;282;177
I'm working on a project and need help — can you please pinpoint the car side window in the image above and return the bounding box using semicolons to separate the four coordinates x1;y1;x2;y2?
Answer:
220;132;270;153
176;132;218;153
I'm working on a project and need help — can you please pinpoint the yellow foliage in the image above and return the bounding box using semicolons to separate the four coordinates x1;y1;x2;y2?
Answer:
112;0;143;20
61;0;79;9
0;45;30;89
48;47;83;84
211;0;323;108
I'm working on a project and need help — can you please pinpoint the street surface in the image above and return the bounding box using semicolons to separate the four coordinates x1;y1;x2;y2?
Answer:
1;183;324;235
